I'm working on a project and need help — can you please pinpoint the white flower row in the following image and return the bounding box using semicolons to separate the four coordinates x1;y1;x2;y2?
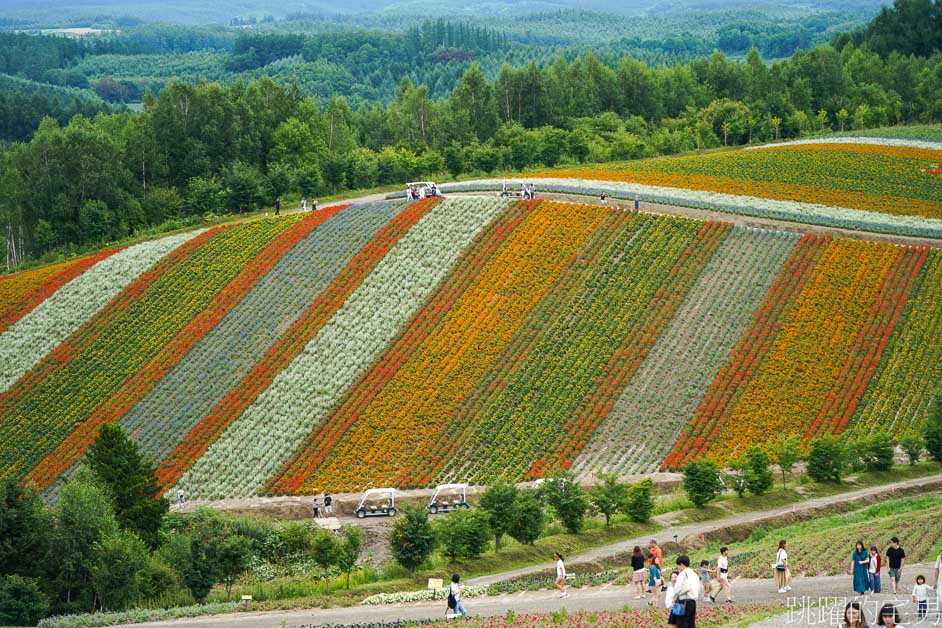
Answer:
123;201;406;465
745;136;942;152
430;178;942;238
573;226;799;478
362;585;489;605
0;229;207;393
177;198;509;499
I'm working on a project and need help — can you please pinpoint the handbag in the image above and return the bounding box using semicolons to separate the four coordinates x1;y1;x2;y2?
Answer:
447;592;457;610
670;601;686;616
775;565;787;572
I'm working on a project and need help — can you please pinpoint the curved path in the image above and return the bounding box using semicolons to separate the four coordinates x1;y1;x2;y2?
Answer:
132;474;942;627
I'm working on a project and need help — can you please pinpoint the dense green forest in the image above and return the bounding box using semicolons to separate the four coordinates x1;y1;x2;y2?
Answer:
1;0;941;270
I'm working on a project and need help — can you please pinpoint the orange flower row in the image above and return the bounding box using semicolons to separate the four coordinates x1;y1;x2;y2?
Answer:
297;201;608;492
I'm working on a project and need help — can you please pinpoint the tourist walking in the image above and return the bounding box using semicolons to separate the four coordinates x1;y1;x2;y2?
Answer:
774;539;792;593
312;198;318;211
869;545;882;593
672;555;700;628
912;574;931;620
649;539;663;570
699;560;714;603
449;574;468;617
841;600;870;628
631;546;646;599
324;492;333;515
554;552;568;598
312;496;320;519
933;549;942;618
853;541;870;594
713;546;734;603
664;569;678;613
634;194;640;210
886;537;905;594
274;197;281;216
647;554;663;607
176;487;185;505
301;197;307;212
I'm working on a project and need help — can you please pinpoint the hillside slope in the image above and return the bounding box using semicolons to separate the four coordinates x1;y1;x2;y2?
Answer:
0;193;940;498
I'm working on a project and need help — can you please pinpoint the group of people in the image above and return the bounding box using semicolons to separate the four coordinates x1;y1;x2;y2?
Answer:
520;183;536;199
852;538;908;596
311;492;333;518
406;183;440;200
299;197;318;212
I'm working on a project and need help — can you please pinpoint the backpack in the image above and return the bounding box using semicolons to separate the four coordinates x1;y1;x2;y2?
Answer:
447;592;457;610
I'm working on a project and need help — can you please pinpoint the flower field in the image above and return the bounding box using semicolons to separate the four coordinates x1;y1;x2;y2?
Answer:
1;194;940;496
700;499;942;579
850;248;942;435
0;247;123;335
0;218;296;484
0;229;205;393
573;226;799;477
541;142;942;219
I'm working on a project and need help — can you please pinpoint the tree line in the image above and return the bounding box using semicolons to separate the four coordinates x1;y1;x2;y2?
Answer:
3;0;942;269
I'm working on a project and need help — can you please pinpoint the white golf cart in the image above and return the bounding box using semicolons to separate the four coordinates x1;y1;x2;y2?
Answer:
427;483;470;514
498;180;527;198
354;488;397;518
406;181;441;200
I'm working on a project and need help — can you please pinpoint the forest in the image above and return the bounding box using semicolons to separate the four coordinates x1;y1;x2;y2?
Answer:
1;0;941;270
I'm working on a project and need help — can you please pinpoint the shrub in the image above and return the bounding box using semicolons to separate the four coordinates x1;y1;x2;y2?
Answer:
508;490;544;545
861;431;895;472
479;481;518;550
590;473;627;526
434;509;491;562
926;393;942;464
541;470;589;534
390;505;435;575
744;445;774;496
683;460;723;508
625;478;653;523
899;432;924;466
807;436;845;483
0;575;49;626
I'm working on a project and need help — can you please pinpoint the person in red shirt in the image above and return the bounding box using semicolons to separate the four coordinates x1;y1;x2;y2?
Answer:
869;545;882;593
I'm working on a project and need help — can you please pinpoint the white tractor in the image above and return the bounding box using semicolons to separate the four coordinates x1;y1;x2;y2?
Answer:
354;487;397;518
427;483;470;515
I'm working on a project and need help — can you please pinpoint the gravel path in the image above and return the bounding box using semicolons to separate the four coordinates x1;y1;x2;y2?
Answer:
126;563;942;627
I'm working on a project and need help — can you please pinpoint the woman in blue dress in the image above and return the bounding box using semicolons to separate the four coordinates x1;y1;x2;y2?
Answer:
852;541;870;594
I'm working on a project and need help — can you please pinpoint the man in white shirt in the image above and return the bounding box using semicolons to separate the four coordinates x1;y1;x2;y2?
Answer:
712;546;734;603
672;555;700;628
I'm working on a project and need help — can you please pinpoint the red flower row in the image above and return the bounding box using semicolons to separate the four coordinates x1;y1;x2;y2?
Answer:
266;199;537;494
809;244;929;439
23;211;343;490
0;247;125;335
662;233;830;470
157;200;438;492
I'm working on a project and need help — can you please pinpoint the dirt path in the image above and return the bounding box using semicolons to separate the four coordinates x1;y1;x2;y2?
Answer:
127;564;941;628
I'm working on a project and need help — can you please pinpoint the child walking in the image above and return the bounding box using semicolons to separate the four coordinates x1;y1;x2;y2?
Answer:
913;574;933;620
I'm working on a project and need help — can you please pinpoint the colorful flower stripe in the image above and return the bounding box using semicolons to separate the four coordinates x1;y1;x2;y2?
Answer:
663;233;830;469
434;179;942;238
0;218;296;483
808;245;929;440
22;207;350;491
0;248;124;334
0;264;65;309
455;212;704;483
850;248;942;435
573;227;799;477
543;143;942;217
173;198;513;499
300;201;609;492
269;199;539;495
540;220;732;474
125;203;396;466
0;230;206;393
435;209;635;486
700;238;899;461
153;199;437;494
769;142;942;162
748;136;942;152
538;170;942;220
